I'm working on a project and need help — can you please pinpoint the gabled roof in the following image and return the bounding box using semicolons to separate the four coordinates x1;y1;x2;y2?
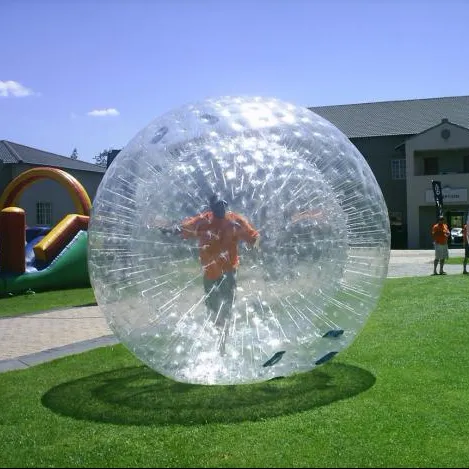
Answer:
309;95;469;139
0;140;106;173
393;119;469;149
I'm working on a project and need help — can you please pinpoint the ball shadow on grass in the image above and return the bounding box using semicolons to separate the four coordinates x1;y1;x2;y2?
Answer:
41;361;375;426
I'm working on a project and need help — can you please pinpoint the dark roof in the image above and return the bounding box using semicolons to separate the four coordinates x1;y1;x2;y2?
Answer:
0;140;105;173
309;95;469;139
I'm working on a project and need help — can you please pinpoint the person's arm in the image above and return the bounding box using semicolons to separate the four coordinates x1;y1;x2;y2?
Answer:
180;212;209;239
151;214;204;237
444;224;450;237
235;214;260;247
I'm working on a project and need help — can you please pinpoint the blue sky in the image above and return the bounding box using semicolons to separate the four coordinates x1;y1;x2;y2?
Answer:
1;0;468;163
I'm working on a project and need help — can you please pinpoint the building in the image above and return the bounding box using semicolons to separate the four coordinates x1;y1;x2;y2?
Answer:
311;95;469;249
2;95;468;247
0;140;105;227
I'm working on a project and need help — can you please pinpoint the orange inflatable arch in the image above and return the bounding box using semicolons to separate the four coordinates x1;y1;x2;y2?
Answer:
0;167;92;216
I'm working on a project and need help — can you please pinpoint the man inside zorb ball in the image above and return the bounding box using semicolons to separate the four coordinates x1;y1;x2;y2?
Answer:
157;194;260;356
88;96;390;385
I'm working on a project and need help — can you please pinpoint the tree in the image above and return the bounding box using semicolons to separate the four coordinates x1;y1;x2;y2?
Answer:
94;148;111;167
70;148;79;160
94;148;121;167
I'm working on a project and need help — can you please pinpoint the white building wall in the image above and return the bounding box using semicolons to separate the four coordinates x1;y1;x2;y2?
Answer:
406;122;469;248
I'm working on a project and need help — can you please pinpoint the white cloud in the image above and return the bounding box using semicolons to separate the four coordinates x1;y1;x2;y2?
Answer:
0;80;37;97
87;108;120;117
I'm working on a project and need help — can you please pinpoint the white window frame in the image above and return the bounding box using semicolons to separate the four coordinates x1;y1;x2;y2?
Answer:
36;202;52;225
391;159;406;180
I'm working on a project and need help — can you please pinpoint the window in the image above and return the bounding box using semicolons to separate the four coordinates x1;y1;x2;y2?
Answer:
36;202;52;225
424;157;439;175
389;211;405;233
391;159;406;180
389;211;403;226
464;155;469;173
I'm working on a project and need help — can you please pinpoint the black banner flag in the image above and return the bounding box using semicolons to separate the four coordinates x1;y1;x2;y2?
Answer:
431;180;444;219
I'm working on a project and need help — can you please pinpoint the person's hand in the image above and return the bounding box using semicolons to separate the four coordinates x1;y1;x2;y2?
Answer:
253;236;261;250
148;216;181;235
160;225;182;236
147;216;170;230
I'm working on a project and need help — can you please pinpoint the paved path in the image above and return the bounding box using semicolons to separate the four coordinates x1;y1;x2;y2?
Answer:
0;306;116;372
0;249;466;372
387;248;465;278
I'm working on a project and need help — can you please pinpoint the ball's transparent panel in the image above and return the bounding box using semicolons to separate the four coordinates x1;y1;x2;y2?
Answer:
88;96;390;385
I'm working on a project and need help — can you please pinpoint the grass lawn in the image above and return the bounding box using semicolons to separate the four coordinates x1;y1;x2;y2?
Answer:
445;256;464;264
0;287;96;318
1;276;469;467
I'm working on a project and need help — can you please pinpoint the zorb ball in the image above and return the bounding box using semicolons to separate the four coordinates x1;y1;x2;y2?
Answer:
88;96;390;385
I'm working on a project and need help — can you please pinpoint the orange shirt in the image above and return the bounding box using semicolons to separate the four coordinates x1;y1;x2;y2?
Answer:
181;211;259;280
431;222;450;245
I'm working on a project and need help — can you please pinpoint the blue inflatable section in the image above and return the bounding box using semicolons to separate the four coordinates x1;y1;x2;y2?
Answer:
25;227;51;273
26;226;51;243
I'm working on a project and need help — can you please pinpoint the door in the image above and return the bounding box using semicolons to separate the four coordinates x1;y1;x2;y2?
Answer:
447;211;464;246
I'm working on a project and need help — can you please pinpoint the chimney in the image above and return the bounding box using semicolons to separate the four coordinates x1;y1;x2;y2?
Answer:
106;149;121;169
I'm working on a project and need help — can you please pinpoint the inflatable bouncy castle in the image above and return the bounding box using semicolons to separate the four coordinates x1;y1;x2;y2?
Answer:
0;167;91;296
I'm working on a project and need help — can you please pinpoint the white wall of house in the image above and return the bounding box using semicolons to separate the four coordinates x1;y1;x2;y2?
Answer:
19;179;75;226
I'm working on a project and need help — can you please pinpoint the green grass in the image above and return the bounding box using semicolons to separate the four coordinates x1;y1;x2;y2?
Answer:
445;256;465;264
425;255;466;265
0;287;96;317
1;276;469;467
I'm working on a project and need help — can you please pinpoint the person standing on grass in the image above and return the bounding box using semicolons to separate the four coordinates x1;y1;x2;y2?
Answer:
431;215;450;275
